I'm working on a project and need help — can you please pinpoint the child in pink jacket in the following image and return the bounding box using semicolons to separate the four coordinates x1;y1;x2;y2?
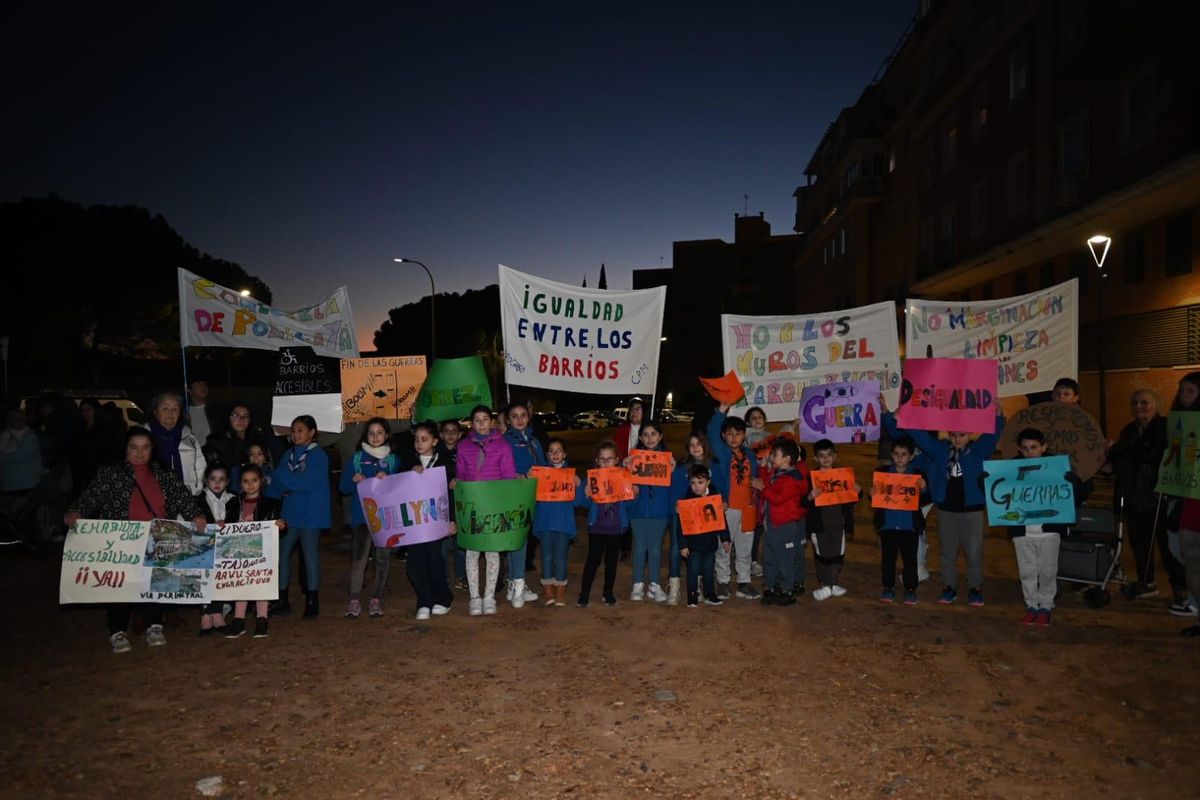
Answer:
457;404;517;615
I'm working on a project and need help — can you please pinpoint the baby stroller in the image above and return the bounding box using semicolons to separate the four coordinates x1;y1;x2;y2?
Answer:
1057;499;1127;608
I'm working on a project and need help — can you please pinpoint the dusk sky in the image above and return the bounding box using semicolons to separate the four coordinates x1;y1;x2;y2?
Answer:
6;2;914;350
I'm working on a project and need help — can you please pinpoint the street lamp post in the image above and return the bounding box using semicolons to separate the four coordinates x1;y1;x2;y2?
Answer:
1088;235;1112;435
394;258;436;358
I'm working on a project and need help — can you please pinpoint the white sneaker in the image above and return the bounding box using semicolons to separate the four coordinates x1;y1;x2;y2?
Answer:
666;577;681;606
751;561;763;578
505;579;516;602
431;604;451;616
830;585;847;597
511;578;527;608
483;597;497;615
416;607;432;621
520;582;538;602
468;598;483;616
110;631;132;654
145;624;166;647
812;586;833;601
631;582;645;601
647;583;667;602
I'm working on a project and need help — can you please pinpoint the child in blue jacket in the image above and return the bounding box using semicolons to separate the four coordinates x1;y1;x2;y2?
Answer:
575;439;637;608
533;437;580;607
708;404;761;599
625;421;675;603
339;417;402;619
668;432;715;605
267;415;331;618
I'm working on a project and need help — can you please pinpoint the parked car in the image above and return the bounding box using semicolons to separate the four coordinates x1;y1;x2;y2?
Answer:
658;409;694;423
533;412;565;432
21;392;146;428
571;411;614;430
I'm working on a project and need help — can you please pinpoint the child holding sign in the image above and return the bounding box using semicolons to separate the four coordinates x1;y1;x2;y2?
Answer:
224;465;283;639
198;463;236;636
753;438;809;606
708;404;761;600
533;438;580;607
626;421;675;602
675;464;732;607
458;405;517;616
340;418;402;619
401;420;455;621
806;440;857;600
667;433;715;605
871;436;927;605
575;440;635;608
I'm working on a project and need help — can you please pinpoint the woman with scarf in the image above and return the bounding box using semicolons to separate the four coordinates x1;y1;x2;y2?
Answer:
145;392;206;495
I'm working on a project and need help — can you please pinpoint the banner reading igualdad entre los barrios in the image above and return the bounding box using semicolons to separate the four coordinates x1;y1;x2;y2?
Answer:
499;264;666;395
905;278;1078;398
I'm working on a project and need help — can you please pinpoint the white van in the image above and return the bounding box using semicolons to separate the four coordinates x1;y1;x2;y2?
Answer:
21;393;146;428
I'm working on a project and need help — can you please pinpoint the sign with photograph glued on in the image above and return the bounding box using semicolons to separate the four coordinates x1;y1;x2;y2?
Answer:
413;356;493;422
357;467;453;548
811;467;859;506
870;471;922;512
897;358;998;435
720;301;901;422
1156;412;1200;499
998;402;1106;481
799;381;881;443
627;450;672;486
454;478;536;552
530;466;577;502
271;345;345;433
211;521;280;601
587;467;635;503
984;455;1076;526
498;264;666;396
677;495;725;535
177;268;358;359
699;370;746;405
906;279;1078;398
340;356;428;422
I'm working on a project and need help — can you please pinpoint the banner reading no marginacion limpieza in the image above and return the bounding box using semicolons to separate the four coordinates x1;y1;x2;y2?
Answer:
499;264;666;396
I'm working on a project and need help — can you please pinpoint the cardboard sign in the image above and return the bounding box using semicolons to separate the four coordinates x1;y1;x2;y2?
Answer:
1157;411;1200;499
897;358;998;434
627;450;672;486
811;467;858;506
799;381;880;443
984;455;1076;526
531;466;577;502
699;370;747;405
586;467;635;504
871;471;922;511
454;478;536;552
340;356;428;422
357;467;453;547
998;402;1107;482
677;495;726;535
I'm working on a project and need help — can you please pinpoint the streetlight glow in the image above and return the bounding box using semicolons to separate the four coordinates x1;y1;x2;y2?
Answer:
239;289;251;297
1087;235;1112;271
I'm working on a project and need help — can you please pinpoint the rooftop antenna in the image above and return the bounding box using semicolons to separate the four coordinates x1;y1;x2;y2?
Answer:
743;194;749;216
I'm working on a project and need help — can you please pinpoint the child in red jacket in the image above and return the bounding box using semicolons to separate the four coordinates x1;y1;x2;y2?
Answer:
753;438;809;606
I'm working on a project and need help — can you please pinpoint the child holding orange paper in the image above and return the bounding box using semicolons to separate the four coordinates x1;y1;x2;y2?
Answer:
533;438;579;606
806;439;858;600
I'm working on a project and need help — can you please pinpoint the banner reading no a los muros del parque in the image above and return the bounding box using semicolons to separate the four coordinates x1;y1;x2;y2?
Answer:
499;264;666;395
906;278;1078;398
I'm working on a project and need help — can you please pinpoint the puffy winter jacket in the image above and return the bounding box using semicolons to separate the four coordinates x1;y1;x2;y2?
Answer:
504;427;546;475
267;443;331;529
707;410;759;503
339;448;403;527
456;430;516;482
760;466;810;526
883;411;1004;509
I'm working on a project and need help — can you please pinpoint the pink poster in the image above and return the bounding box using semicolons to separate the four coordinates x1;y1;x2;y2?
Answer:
897;358;998;434
356;466;452;547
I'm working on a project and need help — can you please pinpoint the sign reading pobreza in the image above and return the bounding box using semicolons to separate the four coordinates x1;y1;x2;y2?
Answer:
357;467;453;547
721;302;901;422
906;278;1078;397
984;455;1076;526
499;264;666;395
1156;411;1200;499
178;268;358;359
799;381;881;443
897;358;998;434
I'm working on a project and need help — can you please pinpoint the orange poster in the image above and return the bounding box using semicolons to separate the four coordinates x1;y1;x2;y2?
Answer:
811;467;859;507
699;370;746;405
870;471;922;511
677;495;726;535
530;466;576;502
587;467;635;504
340;356;428;422
752;431;798;462
627;450;672;486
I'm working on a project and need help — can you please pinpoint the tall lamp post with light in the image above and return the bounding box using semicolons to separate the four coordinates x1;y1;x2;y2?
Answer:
394;258;436;358
1087;235;1112;435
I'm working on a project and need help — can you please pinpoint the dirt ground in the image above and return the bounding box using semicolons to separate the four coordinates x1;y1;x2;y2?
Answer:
2;429;1197;799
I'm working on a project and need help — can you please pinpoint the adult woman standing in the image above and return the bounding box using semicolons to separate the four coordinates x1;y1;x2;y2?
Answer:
65;428;206;653
1168;372;1200;637
1106;389;1184;602
73;398;123;492
204;403;268;484
146;392;206;495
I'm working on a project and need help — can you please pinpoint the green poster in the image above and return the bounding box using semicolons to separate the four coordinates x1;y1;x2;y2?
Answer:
413;356;493;422
454;478;536;552
1156;411;1200;499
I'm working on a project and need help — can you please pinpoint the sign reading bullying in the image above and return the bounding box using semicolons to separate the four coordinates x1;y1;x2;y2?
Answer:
677;495;725;535
627;450;672;486
871;471;922;511
897;358;998;434
587;467;635;504
356;467;453;548
811;468;859;506
530;466;577;502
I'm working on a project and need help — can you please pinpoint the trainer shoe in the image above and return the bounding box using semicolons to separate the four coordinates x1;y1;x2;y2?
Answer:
879;588;895;603
145;624;167;647
775;591;797;606
1036;608;1052;628
793;583;807;596
938;586;957;605
830;585;847;597
253;618;269;638
1021;607;1038;626
431;604;451;616
812;586;833;601
703;594;723;606
716;583;731;600
760;589;777;606
224;620;247;639
368;598;384;617
751;561;763;578
647;583;668;602
469;598;483;616
1134;582;1159;599
602;594;618;606
416;607;432;621
736;583;761;600
967;588;984;607
903;590;917;606
482;597;497;615
577;595;590;608
344;598;362;619
687;592;699;608
110;631;132;654
630;582;645;601
454;578;468;592
1168;600;1198;617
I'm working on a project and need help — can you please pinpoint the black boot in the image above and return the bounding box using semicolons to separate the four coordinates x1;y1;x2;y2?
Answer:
304;590;320;618
270;591;291;617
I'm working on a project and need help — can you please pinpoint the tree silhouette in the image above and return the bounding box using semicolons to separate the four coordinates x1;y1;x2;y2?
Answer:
372;285;500;361
598;263;608;290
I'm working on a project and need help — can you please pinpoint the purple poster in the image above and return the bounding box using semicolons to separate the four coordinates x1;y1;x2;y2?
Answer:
798;381;881;443
356;466;452;548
